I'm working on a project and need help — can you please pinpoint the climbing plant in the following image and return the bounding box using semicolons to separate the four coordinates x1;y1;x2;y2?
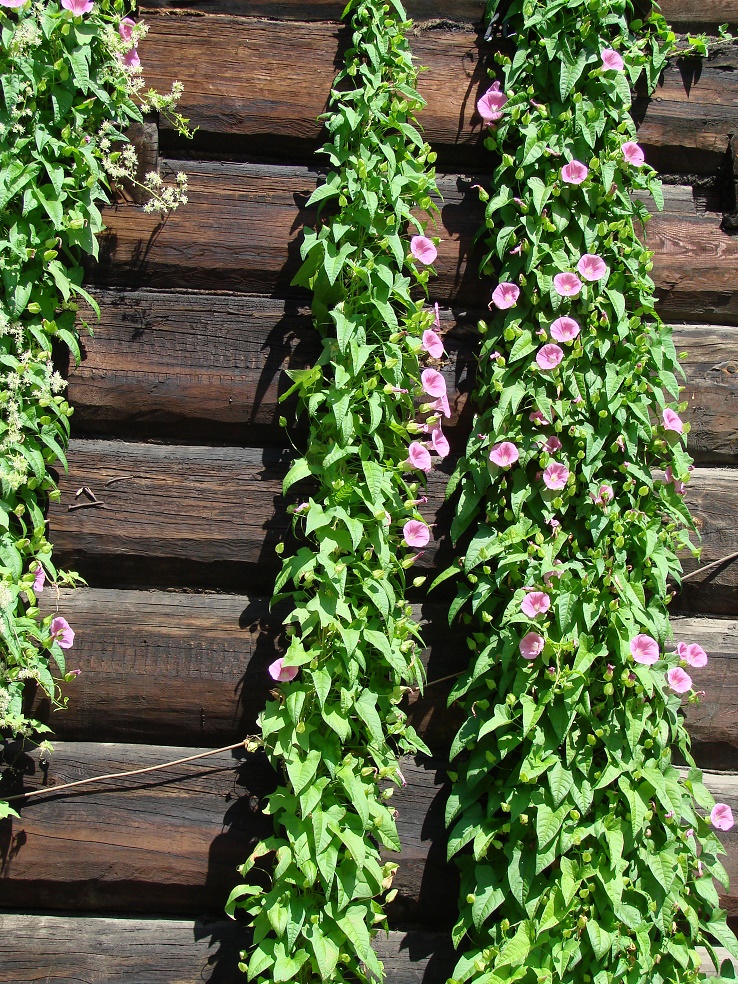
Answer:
437;2;738;983
0;0;188;816
225;1;448;980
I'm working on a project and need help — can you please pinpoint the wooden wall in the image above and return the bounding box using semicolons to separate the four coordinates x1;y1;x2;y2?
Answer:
2;1;738;979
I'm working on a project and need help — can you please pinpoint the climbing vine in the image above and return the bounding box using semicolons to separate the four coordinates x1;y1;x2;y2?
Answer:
438;2;738;983
225;1;447;980
0;0;188;816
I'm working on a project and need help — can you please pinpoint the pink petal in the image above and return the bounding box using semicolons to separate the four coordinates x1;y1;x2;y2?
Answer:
550;316;580;342
268;657;298;683
662;408;684;433
520;632;545;660
553;272;582;297
50;616;75;650
477;82;508;124
630;634;659;665
536;344;564;370
602;48;624;71
422;329;445;359
430;427;450;459
411;236;438;265
685;643;708;668
521;591;551;618
667;666;692;694
407;441;432;472
561;160;588;185
119;16;136;40
577;253;607;282
489;442;519;468
421;368;447;399
429;394;451;419
622;141;645;166
33;564;45;593
490;282;520;310
711;803;734;831
403;520;430;548
542;461;569;490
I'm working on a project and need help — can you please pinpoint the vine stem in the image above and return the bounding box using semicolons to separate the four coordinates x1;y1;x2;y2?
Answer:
3;738;258;802
678;549;738;583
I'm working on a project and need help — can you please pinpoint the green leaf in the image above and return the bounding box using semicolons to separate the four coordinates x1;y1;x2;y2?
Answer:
286;749;321;795
283;457;311;494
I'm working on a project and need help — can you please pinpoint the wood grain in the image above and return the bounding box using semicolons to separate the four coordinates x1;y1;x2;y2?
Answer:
135;13;738;174
70;290;738;464
2;743;738;922
45;441;738;612
0;916;730;984
94;164;738;325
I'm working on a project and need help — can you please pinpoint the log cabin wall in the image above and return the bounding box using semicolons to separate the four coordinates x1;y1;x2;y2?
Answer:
2;1;738;979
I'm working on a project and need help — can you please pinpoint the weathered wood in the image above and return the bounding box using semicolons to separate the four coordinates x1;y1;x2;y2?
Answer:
94;164;738;325
137;0;738;31
70;290;738;463
2;744;738;922
135;13;738;174
45;441;738;612
0;916;730;984
34;588;738;770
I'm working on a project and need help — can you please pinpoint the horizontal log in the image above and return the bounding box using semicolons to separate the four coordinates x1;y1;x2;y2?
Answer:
70;290;738;464
2;743;738;923
136;13;738;174
46;440;738;612
137;0;738;30
0;916;731;983
35;588;738;771
94;163;738;325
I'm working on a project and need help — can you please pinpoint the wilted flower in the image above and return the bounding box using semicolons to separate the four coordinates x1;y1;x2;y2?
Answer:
664;466;686;495
561;160;588;184
543;435;562;454
268;657;298;683
530;410;550;425
489;442;519;468
411;236;437;265
434;302;441;329
477;82;508;124
520;632;545;660
630;634;659;665
490;282;520;310
118;16;136;39
592;484;614;505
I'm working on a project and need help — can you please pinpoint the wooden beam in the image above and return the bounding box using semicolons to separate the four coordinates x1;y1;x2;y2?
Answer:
93;164;738;325
70;290;738;464
0;916;731;983
34;588;738;770
1;743;738;921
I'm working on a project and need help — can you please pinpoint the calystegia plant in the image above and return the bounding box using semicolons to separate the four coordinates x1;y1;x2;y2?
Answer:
437;1;738;982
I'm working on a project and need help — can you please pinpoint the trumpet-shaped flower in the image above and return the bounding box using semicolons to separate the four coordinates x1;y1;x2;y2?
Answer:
430;394;451;418
121;47;141;69
667;666;692;694
622;141;645;166
543;435;562;454
711;803;734;831
403;519;430;548
561;160;588;185
550;316;580;342
520;632;545;660
429;427;449;458
489;442;519;467
602;48;624;71
421;368;447;398
543;461;569;489
50;616;75;649
521;591;550;618
407;442;432;472
577;253;607;281
490;282;520;310
677;642;708;667
553;272;582;297
536;344;564;370
118;16;135;39
434;302;441;329
33;564;45;593
664;466;687;495
662;408;684;433
268;657;298;683
477;82;508;124
0;0;28;7
62;0;94;12
630;633;659;665
592;484;614;505
411;236;437;265
422;329;445;359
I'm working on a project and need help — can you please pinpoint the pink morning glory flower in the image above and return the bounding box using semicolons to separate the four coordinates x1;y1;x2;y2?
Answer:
621;141;645;166
477;82;508;124
121;47;141;69
711;803;735;831
602;48;624;71
422;329;445;359
664;466;687;495
407;441;432;472
411;236;437;265
0;0;28;7
667;666;692;694
429;426;449;458
536;344;564;370
489;442;519;468
543;435;562;454
543;461;569;490
490;282;520;310
421;368;447;399
662;408;684;433
429;394;451;418
577;253;608;282
403;520;430;548
630;633;659;665
520;632;545;660
268;657;298;683
592;484;614;505
550;316;580;342
529;410;550;426
543;563;563;584
61;0;94;12
521;591;551;618
50;616;75;649
561;160;588;185
677;642;708;668
434;302;441;329
553;272;582;297
118;16;136;39
33;564;45;593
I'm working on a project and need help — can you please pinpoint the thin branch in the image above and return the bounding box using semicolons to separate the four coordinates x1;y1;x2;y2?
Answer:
679;549;738;584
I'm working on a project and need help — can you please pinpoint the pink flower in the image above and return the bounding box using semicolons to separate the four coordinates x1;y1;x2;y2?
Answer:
520;632;545;660
489;351;502;361
667;667;692;694
577;253;608;282
490;282;520;310
696;860;704;878
429;394;451;418
118;16;135;39
677;642;708;668
536;344;564;370
543;435;562;453
621;141;645;166
510;243;522;255
521;591;551;618
67;668;82;679
268;657;298;683
477;82;508;124
553;272;582;297
429;427;449;459
546;519;560;531
403;520;431;548
592;484;614;505
602;48;624;71
0;0;28;7
422;329;445;359
561;160;588;185
407;441;432;472
121;47;141;69
294;502;310;513
421;368;447;398
411;236;437;265
662;408;683;433
550;316;580;342
529;410;550;425
61;0;94;12
664;466;686;495
711;803;734;831
543;461;569;490
434;302;441;329
33;564;45;593
489;442;519;468
630;634;659;665
50;616;75;649
543;563;563;584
